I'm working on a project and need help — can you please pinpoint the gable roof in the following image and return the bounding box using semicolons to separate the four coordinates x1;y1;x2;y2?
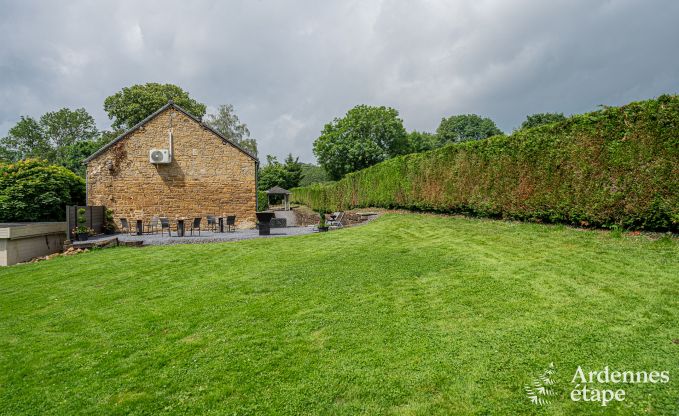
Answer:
265;186;291;194
84;101;258;163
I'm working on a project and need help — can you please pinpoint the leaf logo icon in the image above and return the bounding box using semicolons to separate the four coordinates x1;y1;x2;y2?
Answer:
525;363;556;406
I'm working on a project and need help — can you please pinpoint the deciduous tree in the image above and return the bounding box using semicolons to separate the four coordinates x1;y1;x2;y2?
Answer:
436;114;503;144
0;108;104;176
406;131;438;153
204;104;257;156
519;112;567;130
103;83;206;130
313;105;408;180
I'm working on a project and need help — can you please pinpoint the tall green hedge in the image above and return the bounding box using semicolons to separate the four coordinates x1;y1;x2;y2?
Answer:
292;95;679;231
0;159;85;222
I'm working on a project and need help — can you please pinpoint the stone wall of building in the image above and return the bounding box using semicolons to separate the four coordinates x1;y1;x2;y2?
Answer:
86;107;257;229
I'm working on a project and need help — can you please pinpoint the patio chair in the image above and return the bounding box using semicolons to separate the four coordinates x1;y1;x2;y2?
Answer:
207;215;217;232
119;218;136;235
327;211;344;228
159;217;172;237
190;217;202;236
226;215;236;232
146;216;159;234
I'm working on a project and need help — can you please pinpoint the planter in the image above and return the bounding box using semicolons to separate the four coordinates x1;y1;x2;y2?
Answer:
77;233;89;241
318;226;329;232
256;211;276;236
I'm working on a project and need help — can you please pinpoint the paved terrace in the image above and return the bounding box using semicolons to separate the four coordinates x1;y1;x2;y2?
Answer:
72;226;317;248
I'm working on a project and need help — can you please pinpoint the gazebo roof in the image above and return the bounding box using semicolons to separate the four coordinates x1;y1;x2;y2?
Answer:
265;186;291;195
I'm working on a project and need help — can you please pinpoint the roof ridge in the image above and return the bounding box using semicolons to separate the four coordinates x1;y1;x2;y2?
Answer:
84;101;258;163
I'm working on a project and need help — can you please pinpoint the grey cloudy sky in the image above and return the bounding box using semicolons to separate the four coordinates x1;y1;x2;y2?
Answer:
1;0;678;162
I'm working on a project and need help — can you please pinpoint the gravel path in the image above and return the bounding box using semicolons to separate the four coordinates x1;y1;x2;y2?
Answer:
114;226;316;246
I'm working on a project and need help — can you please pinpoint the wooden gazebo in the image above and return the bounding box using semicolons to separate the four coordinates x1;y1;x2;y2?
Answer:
265;186;291;210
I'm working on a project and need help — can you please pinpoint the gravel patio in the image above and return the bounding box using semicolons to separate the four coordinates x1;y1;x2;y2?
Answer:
74;227;317;247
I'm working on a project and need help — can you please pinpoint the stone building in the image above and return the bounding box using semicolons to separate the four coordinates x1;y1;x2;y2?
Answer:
85;101;258;229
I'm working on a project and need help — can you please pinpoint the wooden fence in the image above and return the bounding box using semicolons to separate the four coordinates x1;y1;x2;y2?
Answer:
66;206;106;239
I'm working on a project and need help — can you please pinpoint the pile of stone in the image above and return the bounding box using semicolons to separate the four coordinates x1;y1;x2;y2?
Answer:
28;247;89;263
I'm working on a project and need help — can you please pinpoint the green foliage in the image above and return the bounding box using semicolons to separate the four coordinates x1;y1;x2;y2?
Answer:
313;105;409;180
103;83;207;130
293;95;679;231
74;208;89;234
283;154;303;189
258;155;289;191
257;191;269;211
204;104;258;156
317;210;326;228
436;114;503;144
0;159;85;222
0;108;105;176
258;154;303;191
77;208;86;225
406;130;439;153
519;112;567;131
299;163;330;186
0;116;50;161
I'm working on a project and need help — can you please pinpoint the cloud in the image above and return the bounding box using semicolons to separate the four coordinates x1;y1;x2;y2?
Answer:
1;0;678;162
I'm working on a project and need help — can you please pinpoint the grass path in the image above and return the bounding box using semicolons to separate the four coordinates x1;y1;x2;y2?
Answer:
0;214;677;415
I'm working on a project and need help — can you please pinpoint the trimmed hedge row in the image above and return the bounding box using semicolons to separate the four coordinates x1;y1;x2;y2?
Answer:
292;95;679;231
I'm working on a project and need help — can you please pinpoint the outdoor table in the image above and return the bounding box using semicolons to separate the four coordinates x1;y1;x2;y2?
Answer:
176;219;185;237
218;217;225;233
135;220;143;235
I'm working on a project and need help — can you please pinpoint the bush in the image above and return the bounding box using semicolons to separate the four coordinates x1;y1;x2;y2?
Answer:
0;159;85;222
292;96;679;231
257;191;269;211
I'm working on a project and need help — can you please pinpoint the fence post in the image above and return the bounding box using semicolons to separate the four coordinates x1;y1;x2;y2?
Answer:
66;205;73;240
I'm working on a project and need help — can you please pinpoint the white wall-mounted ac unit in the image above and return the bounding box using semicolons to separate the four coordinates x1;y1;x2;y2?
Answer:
149;149;171;164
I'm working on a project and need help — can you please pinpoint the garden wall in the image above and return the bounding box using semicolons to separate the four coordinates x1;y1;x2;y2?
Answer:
292;96;679;231
0;223;66;266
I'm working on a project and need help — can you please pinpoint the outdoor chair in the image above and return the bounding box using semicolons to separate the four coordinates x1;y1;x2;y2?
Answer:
207;215;217;232
119;218;136;235
159;217;172;236
146;216;159;234
226;215;236;232
327;211;344;228
190;217;202;236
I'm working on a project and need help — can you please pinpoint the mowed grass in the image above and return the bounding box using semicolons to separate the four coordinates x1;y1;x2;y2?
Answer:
0;214;678;415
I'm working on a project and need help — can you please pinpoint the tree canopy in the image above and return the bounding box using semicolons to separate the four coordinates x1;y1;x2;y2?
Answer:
436;114;503;144
258;154;304;191
313;105;408;180
204;104;258;156
406;131;438;153
0;108;107;176
103;83;207;130
519;112;567;130
0;159;85;222
299;163;330;186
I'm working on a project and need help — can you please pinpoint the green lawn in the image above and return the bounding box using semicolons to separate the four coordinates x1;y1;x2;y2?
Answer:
1;214;678;415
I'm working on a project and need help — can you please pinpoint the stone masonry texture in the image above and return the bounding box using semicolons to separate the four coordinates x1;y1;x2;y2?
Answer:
86;107;257;229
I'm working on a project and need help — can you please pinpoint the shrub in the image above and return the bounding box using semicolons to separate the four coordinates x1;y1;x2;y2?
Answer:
257;191;269;211
0;159;85;222
292;96;679;231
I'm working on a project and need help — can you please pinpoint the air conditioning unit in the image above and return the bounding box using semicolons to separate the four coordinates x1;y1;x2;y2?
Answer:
149;149;171;164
